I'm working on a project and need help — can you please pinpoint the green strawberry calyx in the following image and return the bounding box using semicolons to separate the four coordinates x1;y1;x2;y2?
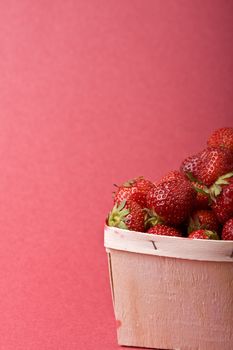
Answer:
144;208;164;229
107;200;130;229
186;172;210;199
192;185;209;196
112;176;144;190
204;230;219;240
191;172;233;203
186;172;201;183
123;176;144;187
208;172;233;202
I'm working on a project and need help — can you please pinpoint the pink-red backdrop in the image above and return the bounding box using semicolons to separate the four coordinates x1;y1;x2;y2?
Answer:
0;1;232;349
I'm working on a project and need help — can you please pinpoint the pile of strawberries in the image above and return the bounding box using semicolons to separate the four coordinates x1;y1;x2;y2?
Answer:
107;127;233;240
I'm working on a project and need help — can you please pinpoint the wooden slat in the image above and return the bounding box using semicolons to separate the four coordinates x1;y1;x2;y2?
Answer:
104;225;233;262
109;249;233;350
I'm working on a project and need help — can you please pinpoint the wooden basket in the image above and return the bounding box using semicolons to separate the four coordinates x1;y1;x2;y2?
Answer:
104;225;233;350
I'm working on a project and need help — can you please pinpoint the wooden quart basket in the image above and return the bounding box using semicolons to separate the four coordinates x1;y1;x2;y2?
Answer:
104;225;233;350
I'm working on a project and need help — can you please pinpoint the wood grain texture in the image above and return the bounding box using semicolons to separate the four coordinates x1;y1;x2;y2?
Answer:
108;249;233;350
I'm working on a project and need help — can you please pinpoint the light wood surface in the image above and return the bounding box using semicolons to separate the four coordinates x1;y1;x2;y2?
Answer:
105;226;233;349
104;225;233;262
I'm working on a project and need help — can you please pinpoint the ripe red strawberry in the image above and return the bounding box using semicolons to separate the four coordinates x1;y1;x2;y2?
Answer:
188;210;219;233
113;176;154;208
222;218;233;240
154;170;185;185
207;127;233;152
147;224;182;237
188;229;219;240
192;182;210;209
195;147;233;186
212;180;233;223
107;200;145;232
180;152;202;178
146;172;196;225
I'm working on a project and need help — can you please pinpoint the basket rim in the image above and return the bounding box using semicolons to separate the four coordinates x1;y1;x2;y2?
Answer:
104;225;233;262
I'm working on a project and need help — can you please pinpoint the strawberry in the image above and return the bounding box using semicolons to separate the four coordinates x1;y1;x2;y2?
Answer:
188;229;219;240
192;182;210;209
188;210;219;233
207;127;233;152
154;170;185;185
147;224;182;237
212;179;233;223
146;172;196;226
107;200;145;232
222;218;233;240
195;147;233;186
113;176;154;208
180;153;202;179
180;154;210;209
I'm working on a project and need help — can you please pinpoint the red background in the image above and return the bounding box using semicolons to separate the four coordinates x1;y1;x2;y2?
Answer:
0;1;232;349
